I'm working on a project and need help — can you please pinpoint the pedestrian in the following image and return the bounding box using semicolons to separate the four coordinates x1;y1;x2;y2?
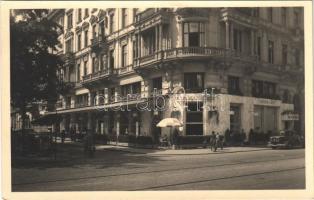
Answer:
210;131;216;152
217;132;224;150
224;129;230;146
61;130;65;144
240;129;246;146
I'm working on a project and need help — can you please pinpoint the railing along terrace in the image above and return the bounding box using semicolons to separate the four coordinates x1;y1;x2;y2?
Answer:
82;68;110;82
119;64;133;74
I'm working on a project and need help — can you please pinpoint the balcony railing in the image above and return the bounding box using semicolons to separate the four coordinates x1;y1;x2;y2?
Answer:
82;68;116;84
90;35;106;52
117;64;133;75
134;47;258;68
61;52;75;66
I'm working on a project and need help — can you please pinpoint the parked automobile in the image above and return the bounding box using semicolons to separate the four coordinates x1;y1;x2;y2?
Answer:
268;130;304;149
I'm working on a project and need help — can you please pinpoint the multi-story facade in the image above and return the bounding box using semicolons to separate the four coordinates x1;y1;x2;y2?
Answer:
47;7;304;141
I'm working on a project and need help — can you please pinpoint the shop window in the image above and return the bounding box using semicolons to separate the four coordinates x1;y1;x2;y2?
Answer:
184;73;204;93
254;106;277;133
183;22;205;47
186;102;203;136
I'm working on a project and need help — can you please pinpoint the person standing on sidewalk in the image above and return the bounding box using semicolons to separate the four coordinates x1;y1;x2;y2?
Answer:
210;131;216;152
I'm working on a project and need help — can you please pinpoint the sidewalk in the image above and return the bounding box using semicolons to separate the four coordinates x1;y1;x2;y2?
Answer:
98;144;271;155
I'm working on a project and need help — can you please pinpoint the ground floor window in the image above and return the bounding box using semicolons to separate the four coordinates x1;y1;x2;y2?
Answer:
254;106;277;133
186;102;203;135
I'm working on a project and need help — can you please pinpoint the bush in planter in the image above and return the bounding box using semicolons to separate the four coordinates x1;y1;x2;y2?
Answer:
136;136;154;145
177;135;210;145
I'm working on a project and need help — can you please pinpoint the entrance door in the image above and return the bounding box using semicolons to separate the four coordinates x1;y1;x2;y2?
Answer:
186;102;203;135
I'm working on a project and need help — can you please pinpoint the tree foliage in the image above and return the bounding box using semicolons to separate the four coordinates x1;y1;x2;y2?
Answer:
10;9;63;111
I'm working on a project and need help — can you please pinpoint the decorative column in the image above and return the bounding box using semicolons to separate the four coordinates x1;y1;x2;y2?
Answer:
159;24;163;50
250;30;255;55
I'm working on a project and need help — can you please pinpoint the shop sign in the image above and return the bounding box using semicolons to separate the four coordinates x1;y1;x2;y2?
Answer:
255;98;277;105
282;113;299;121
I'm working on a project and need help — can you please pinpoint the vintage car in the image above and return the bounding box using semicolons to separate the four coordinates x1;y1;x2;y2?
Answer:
268;130;304;149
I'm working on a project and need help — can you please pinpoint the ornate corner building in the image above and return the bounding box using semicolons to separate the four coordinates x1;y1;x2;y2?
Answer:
47;7;304;140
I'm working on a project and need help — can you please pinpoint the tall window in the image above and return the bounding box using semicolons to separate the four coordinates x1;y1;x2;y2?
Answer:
183;22;205;47
92;24;97;39
228;76;241;95
267;8;273;23
109;13;115;34
109;49;115;70
233;29;242;52
84;9;89;18
65;38;73;53
122;8;128;28
92;57;97;73
143;29;156;56
67;13;73;29
184;73;204;93
252;80;276;99
83;61;88;76
99;21;105;38
122;45;128;67
152;77;162;92
268;40;274;64
77;9;82;23
77;64;81;81
84;30;88;47
281;8;287;26
257;36;261;60
282;44;287;65
77;34;81;50
294;9;300;27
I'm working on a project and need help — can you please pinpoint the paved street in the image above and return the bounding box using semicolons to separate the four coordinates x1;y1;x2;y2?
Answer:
12;144;305;191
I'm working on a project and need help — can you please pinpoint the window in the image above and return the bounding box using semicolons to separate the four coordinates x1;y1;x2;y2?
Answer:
84;9;89;18
257;36;261;60
65;38;73;53
67;13;73;29
282;44;287;65
77;34;81;50
133;40;137;59
252;80;277;99
100;54;106;71
233;29;242;52
152;77;162;91
121;82;141;100
184;73;204;93
76;94;89;107
295;49;300;66
122;8;128;28
186;102;203;136
281;8;287;26
84;30;88;47
143;29;156;56
252;8;259;17
267;8;273;22
294;9;300;27
133;8;139;22
99;21;105;38
77;9;82;22
92;25;97;39
109;87;115;102
282;90;291;103
92;57;97;73
228;76;241;95
109;13;115;34
183;22;205;47
122;45;128;67
77;64;81;81
109;49;115;70
254;106;277;133
268;40;274;64
83;61;88;76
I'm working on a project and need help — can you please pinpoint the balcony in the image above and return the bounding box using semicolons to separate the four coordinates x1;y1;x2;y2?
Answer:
81;68;117;87
61;52;75;66
90;35;107;53
134;8;170;30
117;64;133;75
134;47;258;69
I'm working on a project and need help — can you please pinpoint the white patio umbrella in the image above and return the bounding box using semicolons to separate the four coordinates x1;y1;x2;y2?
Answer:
156;118;183;128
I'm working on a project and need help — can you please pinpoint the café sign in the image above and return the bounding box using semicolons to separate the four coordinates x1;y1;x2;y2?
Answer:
282;113;299;121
